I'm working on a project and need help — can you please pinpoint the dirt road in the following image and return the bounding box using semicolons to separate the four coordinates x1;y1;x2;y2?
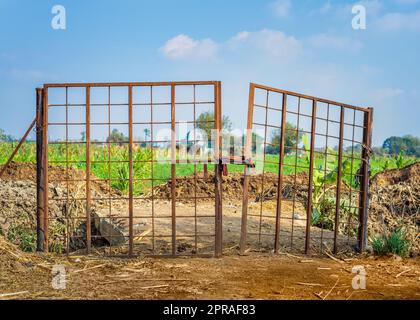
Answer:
1;251;419;300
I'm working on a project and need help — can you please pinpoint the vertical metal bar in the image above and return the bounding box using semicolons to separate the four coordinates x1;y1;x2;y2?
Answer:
214;81;223;257
347;109;356;244
358;108;373;253
203;164;208;178
85;86;91;254
193;85;198;253
305;100;317;254
365;108;374;249
258;91;270;244
36;88;45;252
150;86;155;253
333;106;345;254
128;85;134;256
240;83;255;254
321;104;331;252
42;86;49;252
274;93;287;253
290;97;301;250
171;84;176;256
107;86;112;255
65;87;70;255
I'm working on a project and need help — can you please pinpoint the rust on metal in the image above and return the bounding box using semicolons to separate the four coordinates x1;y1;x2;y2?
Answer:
241;83;373;256
333;106;345;254
42;86;49;252
171;83;176;256
128;85;134;256
38;81;222;257
85;86;92;253
214;81;223;257
358;108;373;252
274;93;287;253
35;80;373;257
305;100;317;254
239;83;255;254
36;88;45;252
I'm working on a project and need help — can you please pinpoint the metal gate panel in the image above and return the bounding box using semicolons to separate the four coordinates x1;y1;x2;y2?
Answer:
240;83;373;255
37;81;223;257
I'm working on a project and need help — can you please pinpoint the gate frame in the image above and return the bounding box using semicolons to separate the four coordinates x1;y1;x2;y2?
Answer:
240;83;373;255
36;81;223;257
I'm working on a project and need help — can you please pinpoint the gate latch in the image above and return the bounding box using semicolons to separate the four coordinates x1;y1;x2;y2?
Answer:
219;156;255;176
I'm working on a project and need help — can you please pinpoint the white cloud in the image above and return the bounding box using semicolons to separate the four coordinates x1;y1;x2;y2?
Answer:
270;0;291;18
372;88;404;101
375;10;420;31
228;29;302;59
308;34;363;53
160;34;218;60
161;30;302;62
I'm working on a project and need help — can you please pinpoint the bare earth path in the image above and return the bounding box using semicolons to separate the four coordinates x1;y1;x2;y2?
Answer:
1;251;419;300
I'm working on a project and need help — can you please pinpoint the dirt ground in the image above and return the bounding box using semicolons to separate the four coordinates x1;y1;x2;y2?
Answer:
1;162;419;300
0;243;419;300
90;198;356;256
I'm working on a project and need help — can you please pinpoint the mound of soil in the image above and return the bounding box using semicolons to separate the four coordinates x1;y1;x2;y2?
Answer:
368;162;420;256
0;162;117;197
371;162;420;187
0;163;120;251
152;172;309;202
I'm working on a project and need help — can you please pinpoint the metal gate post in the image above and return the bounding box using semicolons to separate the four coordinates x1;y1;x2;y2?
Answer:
239;84;255;254
274;93;287;253
42;86;49;252
333;106;345;254
358;108;373;253
85;86;92;254
128;85;134;256
36;88;45;252
214;81;223;257
171;83;177;256
305;100;317;254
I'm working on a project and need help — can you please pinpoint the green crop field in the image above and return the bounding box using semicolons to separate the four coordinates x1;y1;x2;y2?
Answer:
0;142;417;195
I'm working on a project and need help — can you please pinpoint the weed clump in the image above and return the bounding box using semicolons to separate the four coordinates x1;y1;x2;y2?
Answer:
371;227;411;257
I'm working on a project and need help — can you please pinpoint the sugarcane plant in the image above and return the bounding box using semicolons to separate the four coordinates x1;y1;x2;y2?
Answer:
301;135;359;234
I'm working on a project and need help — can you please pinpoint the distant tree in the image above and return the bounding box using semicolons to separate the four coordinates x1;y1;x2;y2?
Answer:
267;123;302;155
196;111;233;139
107;129;127;145
372;146;386;157
0;128;14;142
241;132;264;153
382;135;420;157
80;131;86;142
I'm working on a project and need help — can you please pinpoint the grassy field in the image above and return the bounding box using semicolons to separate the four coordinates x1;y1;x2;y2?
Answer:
0;142;417;195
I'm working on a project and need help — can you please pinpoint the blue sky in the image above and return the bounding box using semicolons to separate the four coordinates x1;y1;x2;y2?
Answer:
0;0;419;145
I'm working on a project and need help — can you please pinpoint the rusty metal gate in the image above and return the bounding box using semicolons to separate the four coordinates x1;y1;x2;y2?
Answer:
36;81;223;257
240;83;373;255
